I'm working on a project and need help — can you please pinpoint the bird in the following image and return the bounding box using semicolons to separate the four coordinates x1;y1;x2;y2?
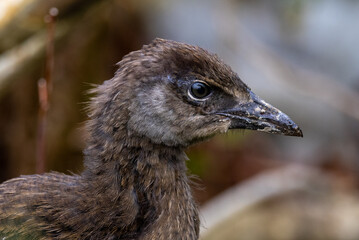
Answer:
0;38;302;240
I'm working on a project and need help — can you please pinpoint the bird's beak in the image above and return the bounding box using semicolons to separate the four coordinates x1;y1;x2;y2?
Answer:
216;91;303;137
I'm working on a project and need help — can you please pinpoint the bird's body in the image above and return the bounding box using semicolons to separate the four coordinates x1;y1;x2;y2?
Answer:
0;39;302;239
0;149;197;239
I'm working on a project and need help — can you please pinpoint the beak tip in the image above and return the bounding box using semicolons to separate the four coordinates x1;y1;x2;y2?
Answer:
290;126;303;137
280;116;303;137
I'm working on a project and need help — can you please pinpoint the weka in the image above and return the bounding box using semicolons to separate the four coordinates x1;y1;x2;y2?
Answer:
0;38;302;240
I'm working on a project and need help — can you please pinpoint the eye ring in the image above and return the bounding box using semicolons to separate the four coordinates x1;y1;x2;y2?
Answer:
188;81;212;100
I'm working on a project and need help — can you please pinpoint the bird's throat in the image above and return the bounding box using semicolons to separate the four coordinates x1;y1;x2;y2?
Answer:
82;133;200;239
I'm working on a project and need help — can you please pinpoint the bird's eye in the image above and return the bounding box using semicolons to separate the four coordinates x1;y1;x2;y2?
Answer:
189;82;212;100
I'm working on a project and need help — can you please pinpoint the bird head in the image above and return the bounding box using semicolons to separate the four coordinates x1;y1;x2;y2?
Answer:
90;38;302;148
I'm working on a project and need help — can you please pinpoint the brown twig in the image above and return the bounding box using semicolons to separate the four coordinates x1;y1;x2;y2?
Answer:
36;7;58;174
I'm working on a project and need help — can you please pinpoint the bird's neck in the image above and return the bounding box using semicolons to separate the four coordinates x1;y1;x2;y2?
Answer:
82;129;199;239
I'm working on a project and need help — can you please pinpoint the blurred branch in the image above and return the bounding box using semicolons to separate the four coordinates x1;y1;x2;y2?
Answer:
0;22;68;98
0;0;97;98
36;8;58;174
0;0;95;53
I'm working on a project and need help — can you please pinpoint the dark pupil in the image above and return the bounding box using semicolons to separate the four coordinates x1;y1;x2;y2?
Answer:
191;82;210;99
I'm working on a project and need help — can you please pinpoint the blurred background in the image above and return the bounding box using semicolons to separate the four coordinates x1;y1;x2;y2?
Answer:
0;0;359;239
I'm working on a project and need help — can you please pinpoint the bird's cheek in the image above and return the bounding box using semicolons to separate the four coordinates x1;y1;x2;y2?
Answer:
216;117;232;134
185;116;231;141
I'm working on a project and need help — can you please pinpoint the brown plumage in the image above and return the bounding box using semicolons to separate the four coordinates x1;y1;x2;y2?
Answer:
0;38;302;239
